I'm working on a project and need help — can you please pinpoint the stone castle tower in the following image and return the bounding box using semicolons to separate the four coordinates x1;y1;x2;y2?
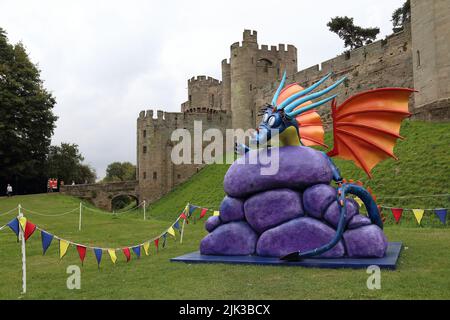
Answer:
137;0;449;204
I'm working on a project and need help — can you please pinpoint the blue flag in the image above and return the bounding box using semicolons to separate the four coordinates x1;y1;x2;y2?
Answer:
188;205;198;217
132;246;141;259
435;209;447;225
173;220;180;230
41;230;54;255
7;218;19;237
162;233;167;248
94;248;103;266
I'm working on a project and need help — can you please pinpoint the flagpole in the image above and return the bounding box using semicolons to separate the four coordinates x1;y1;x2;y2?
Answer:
78;202;82;231
18;204;26;294
180;219;186;244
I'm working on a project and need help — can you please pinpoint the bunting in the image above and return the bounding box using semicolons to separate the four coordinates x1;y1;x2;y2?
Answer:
200;208;208;219
24;221;36;241
41;231;54;255
122;248;131;262
7;218;19;237
167;226;176;238
132;246;141;259
435;209;447;225
59;240;70;259
143;242;150;256
391;208;403;224
94;248;103;266
412;209;424;225
213;210;220;217
77;245;87;265
354;197;364;208
108;249;117;264
154;238;159;251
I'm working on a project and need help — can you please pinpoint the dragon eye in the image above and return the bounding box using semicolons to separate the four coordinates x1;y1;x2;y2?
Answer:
263;114;269;123
268;116;276;127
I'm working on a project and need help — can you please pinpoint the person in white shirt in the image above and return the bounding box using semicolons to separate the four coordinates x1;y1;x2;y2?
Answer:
6;184;13;197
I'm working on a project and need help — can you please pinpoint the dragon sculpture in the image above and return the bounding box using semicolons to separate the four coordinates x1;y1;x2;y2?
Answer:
236;71;414;261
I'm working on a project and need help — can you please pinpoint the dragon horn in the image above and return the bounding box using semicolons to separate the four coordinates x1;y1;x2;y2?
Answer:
271;71;287;107
286;94;337;118
277;73;332;110
284;77;346;113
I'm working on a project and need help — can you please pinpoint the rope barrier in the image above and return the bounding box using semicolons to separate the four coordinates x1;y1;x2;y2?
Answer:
0;206;18;217
377;194;450;199
379;205;449;211
20;206;79;217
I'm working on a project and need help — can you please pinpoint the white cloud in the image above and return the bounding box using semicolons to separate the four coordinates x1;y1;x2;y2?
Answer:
0;0;405;178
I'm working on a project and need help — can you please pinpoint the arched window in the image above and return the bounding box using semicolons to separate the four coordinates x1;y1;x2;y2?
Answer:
257;58;273;73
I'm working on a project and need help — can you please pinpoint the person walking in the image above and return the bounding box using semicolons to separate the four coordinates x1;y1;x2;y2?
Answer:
6;184;13;197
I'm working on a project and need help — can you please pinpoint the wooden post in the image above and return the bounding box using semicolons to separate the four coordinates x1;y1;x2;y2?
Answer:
18;204;26;294
78;202;82;231
143;200;146;220
180;219;186;244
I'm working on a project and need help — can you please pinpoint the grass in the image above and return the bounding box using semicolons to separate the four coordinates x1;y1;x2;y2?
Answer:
0;120;449;299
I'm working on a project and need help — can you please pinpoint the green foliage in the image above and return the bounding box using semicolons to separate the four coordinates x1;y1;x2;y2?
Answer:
103;162;136;182
0;27;57;194
47;143;96;184
392;0;411;33
327;16;380;50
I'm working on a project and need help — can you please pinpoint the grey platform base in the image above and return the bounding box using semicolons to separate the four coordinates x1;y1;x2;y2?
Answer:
171;242;402;270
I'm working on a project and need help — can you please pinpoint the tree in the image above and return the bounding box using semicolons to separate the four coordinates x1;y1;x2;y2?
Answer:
327;16;380;51
103;162;136;182
0;27;58;194
47;143;97;185
392;0;411;33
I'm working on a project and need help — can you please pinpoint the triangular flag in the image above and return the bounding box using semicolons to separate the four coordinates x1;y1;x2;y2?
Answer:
94;248;103;266
77;245;87;265
108;249;117;264
154;238;159;251
354;197;364;208
173;220;180;230
412;209;425;225
180;213;189;224
143;242;150;256
391;208;403;224
162;233;167;248
213;211;220;217
18;216;27;231
122;247;131;262
435;209;447;225
200;208;208;219
41;230;54;255
7;218;20;237
188;204;198;217
132;246;141;259
167;226;176;238
24;221;36;241
59;239;70;259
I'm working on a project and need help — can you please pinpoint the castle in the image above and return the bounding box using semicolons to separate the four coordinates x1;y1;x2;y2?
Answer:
136;0;449;205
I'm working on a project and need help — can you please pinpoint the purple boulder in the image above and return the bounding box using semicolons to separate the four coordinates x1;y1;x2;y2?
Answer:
244;189;303;234
343;225;388;258
200;222;258;256
348;214;372;229
205;216;222;233
256;217;345;258
323;198;358;229
219;196;245;223
303;184;337;219
224;147;333;198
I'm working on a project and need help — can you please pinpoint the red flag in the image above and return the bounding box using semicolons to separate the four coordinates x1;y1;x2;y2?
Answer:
24;221;36;241
154;238;159;251
391;208;403;224
77;245;87;265
180;212;189;224
122;247;131;262
200;208;208;219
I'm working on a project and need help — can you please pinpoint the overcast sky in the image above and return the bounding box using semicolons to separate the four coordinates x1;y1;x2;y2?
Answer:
0;0;405;179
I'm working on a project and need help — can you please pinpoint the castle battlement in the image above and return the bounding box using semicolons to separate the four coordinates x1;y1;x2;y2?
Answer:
188;75;222;85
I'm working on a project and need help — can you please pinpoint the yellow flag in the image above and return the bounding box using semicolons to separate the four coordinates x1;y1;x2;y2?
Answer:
59;240;70;259
167;226;176;238
108;249;117;264
213;211;220;217
412;209;425;225
18;217;27;231
354;197;364;208
143;242;150;256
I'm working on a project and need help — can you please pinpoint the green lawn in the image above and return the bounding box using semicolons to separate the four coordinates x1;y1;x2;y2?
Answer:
0;120;449;299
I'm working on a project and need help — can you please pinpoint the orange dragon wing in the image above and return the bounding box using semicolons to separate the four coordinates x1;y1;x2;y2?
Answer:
277;83;327;148
327;88;415;178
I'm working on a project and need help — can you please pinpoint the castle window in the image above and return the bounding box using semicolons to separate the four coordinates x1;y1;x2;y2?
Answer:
153;172;157;180
211;94;214;107
249;84;253;91
189;95;192;106
177;174;181;179
143;171;147;179
143;130;146;138
417;50;421;67
143;146;147;154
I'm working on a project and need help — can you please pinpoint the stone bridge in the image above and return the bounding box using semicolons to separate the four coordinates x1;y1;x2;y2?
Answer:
60;180;139;211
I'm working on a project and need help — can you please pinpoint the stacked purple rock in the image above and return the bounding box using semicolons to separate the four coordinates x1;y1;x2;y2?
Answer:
200;146;388;258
